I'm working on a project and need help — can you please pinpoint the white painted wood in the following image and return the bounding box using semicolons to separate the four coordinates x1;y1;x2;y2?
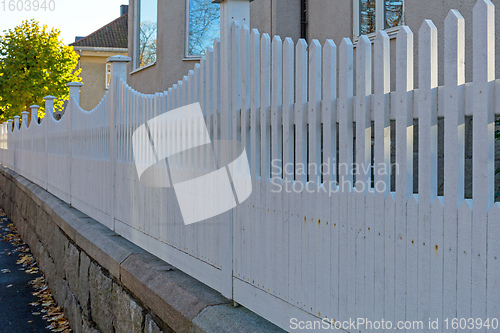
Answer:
322;39;336;321
338;37;353;322
373;30;390;326
294;38;307;310
355;34;371;321
249;29;261;295
472;1;495;330
270;35;283;299
282;37;295;306
238;24;251;287
487;203;500;331
443;10;465;332
306;39;321;317
417;19;438;329
260;33;271;298
395;26;414;330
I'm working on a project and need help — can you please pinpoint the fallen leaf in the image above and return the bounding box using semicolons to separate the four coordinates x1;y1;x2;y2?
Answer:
1;269;10;273
6;284;13;288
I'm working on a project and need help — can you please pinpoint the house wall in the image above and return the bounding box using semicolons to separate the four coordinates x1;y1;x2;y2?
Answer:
128;0;500;95
249;0;302;41
305;0;500;89
75;50;128;111
127;0;197;94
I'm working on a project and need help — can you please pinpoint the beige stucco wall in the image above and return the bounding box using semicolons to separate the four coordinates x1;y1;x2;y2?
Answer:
75;50;128;111
250;0;301;41
127;0;500;95
127;0;197;94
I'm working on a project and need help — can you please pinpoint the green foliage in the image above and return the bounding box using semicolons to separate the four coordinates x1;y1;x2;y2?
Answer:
0;19;81;121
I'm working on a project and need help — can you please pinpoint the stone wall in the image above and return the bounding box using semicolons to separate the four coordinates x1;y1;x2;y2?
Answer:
0;166;282;333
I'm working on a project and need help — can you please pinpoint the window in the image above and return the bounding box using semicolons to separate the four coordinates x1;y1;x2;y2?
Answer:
105;63;111;90
355;0;404;37
186;0;220;58
135;0;157;69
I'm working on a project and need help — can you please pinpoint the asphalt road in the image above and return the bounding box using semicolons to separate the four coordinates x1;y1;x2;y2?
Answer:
0;217;50;333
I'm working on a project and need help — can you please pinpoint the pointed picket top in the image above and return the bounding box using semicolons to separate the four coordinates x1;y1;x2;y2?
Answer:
309;39;321;102
283;37;294;106
356;35;372;97
374;31;390;95
489;201;500;215
231;20;240;31
272;35;283;110
396;26;414;92
445;9;465;87
260;33;271;114
282;37;295;183
323;39;336;103
419;20;438;90
458;198;473;216
385;191;396;206
249;29;260;112
44;95;57;101
339;38;354;99
295;39;308;108
473;0;495;83
241;24;250;40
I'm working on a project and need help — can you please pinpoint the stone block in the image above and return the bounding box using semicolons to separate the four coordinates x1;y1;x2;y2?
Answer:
89;262;114;333
144;314;163;333
63;294;84;333
112;284;144;333
65;241;80;294
75;219;146;278
192;304;285;333
120;253;229;333
79;252;91;314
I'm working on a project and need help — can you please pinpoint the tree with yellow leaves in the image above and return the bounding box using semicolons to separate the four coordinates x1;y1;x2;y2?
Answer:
0;19;81;121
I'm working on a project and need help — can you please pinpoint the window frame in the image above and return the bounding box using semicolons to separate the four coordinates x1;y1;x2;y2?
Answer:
133;0;158;70
353;0;405;40
184;0;220;59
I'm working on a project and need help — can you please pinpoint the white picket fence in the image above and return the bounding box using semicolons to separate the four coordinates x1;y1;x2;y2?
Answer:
1;0;499;331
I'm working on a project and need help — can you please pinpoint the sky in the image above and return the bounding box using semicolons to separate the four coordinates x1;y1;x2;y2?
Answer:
0;0;128;44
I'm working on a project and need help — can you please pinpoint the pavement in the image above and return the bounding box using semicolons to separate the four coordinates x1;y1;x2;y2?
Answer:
0;216;51;333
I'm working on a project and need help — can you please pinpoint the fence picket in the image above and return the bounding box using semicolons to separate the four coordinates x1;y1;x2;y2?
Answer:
443;10;465;331
322;39;336;321
373;30;390;325
355;35;371;321
338;37;353;321
239;24;251;286
260;33;271;295
472;2;495;331
271;35;283;298
415;19;439;327
283;37;294;305
249;29;260;292
395;26;414;329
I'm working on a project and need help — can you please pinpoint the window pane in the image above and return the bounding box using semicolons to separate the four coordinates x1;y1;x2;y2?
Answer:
360;0;376;35
385;0;403;29
188;0;220;56
139;0;157;67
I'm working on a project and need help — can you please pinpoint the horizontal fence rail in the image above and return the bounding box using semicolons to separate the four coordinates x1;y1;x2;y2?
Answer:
0;0;499;331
